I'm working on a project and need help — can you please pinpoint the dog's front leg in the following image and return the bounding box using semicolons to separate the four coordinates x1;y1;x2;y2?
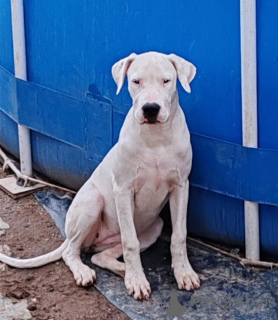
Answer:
169;179;200;291
114;189;151;300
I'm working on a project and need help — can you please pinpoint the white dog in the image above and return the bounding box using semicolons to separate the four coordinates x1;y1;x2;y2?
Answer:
0;52;200;300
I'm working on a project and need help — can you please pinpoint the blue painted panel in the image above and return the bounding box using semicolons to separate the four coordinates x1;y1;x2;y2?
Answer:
188;189;278;255
85;100;113;162
23;0;242;144
190;134;278;206
31;132;95;189
0;66;113;162
0;0;14;73
0;66;18;121
0;111;19;158
257;0;278;150
17;78;86;149
188;186;245;247
260;205;278;254
0;110;94;189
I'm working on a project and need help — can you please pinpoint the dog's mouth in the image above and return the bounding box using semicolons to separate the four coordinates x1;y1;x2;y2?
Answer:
142;118;161;125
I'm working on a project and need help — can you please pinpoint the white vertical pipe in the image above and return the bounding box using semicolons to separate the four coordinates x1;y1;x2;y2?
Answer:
240;0;260;260
11;0;32;177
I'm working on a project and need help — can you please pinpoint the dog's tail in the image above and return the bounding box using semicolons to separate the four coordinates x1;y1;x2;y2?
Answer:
0;240;68;268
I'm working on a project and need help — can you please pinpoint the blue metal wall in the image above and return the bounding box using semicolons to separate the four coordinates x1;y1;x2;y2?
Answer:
0;0;278;255
23;0;242;143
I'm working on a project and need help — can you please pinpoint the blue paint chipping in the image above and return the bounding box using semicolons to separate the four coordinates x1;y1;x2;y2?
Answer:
1;0;278;255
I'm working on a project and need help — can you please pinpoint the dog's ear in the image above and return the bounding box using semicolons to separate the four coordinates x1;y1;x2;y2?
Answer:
112;53;137;95
168;54;196;93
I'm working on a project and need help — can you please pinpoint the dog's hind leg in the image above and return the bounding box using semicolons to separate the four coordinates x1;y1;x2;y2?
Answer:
62;181;103;287
138;216;164;252
91;244;125;277
91;217;163;278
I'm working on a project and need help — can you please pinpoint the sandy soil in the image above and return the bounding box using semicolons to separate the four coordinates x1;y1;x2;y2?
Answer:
0;170;129;320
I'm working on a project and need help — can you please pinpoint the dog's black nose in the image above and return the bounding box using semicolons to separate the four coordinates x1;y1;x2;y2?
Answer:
142;103;161;123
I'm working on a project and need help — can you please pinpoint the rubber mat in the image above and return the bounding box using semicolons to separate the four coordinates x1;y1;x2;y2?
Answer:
35;191;278;319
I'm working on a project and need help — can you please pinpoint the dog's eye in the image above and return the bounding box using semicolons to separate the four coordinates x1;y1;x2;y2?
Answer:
132;79;140;84
164;79;171;84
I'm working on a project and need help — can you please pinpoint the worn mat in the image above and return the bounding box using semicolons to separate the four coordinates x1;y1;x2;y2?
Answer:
35;191;278;319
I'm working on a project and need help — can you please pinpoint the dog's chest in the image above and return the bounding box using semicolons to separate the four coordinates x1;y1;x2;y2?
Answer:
134;159;181;194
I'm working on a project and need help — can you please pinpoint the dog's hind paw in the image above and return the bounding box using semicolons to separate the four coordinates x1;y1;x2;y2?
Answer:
73;265;96;287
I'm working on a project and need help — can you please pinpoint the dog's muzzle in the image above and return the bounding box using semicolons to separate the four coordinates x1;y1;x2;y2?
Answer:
142;103;161;124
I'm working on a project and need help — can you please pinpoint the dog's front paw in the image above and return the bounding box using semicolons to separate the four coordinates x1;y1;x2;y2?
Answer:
173;265;200;291
125;269;151;300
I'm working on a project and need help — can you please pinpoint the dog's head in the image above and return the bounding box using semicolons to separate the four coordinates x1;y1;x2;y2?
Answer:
112;51;196;125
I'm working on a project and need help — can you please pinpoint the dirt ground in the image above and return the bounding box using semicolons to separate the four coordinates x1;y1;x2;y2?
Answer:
0;170;129;320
